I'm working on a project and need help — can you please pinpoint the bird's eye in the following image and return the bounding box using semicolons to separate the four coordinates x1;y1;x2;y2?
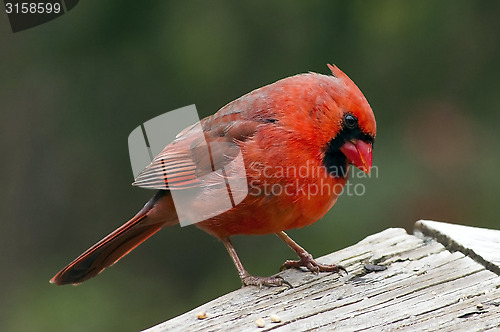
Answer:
344;114;357;129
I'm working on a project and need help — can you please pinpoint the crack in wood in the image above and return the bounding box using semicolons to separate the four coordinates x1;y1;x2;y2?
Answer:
144;225;500;332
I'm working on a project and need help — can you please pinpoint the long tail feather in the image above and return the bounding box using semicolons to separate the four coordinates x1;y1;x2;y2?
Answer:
50;190;176;285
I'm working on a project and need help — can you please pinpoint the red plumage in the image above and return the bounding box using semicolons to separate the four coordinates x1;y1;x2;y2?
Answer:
51;65;376;287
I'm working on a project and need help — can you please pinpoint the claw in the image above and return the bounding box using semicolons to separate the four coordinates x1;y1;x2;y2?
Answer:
241;274;292;288
276;231;347;278
280;253;346;275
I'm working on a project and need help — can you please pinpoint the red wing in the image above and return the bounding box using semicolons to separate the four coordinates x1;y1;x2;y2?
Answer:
132;109;262;190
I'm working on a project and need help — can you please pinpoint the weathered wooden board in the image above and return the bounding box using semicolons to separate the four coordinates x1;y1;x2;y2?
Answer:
144;226;500;332
415;219;500;275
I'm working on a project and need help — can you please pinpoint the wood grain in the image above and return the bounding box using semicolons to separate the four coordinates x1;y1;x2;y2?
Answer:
415;219;500;275
144;225;500;331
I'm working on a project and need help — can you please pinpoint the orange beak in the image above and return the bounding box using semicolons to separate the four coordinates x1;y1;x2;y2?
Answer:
340;139;373;174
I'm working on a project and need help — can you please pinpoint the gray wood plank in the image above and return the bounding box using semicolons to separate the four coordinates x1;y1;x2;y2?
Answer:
415;219;500;275
143;226;500;331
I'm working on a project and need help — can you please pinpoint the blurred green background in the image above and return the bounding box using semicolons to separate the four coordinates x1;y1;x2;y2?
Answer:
1;1;499;331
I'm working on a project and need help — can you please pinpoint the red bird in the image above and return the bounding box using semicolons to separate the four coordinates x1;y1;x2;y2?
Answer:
51;64;376;287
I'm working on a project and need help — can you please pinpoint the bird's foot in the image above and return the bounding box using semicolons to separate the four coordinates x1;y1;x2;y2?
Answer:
241;273;292;288
280;251;346;275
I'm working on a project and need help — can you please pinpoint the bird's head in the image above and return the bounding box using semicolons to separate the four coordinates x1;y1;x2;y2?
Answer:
322;64;376;177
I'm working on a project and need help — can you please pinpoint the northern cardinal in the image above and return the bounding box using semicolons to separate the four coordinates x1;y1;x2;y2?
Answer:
51;64;376;287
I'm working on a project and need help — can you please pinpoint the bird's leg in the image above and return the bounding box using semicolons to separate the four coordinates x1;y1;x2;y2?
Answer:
276;231;347;274
221;237;291;288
